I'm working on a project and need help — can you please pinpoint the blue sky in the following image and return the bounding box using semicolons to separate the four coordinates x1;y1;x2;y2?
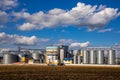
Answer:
0;0;120;49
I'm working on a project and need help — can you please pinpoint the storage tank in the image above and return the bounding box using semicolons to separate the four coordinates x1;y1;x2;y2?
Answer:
59;45;68;58
3;53;18;64
97;50;104;64
60;49;64;61
74;55;77;64
40;54;45;63
69;50;73;58
90;50;96;64
73;50;78;64
108;49;116;65
83;50;89;64
78;56;81;64
32;53;40;60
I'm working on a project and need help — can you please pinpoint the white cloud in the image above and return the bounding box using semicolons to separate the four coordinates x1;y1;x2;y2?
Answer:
0;0;18;10
48;8;66;15
12;10;30;19
70;41;90;48
80;41;90;47
16;2;120;31
15;35;37;45
0;32;49;46
18;23;36;31
59;39;73;44
98;28;112;33
0;32;37;45
0;32;13;44
58;39;90;48
86;8;119;30
0;11;8;25
97;5;106;11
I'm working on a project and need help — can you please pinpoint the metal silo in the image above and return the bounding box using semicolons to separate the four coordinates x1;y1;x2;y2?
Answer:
32;53;40;60
90;50;96;64
74;55;76;64
60;49;64;61
83;50;89;64
73;50;77;64
108;49;116;65
3;53;18;64
97;50;104;64
78;56;81;64
40;54;45;63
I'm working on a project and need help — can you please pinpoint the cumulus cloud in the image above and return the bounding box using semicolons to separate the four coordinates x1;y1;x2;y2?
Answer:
59;39;73;44
98;28;112;33
58;39;90;48
15;2;120;31
0;0;18;10
18;23;36;31
0;11;8;25
0;32;37;45
12;10;30;19
0;32;49;46
97;5;106;11
15;35;37;45
70;41;90;48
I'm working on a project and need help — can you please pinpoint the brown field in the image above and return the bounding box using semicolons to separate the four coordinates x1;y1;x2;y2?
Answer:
0;65;120;80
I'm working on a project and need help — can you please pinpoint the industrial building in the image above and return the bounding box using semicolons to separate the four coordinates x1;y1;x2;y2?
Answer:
46;46;59;65
1;45;119;65
45;45;70;65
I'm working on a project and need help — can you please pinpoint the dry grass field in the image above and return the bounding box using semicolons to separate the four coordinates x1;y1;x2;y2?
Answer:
0;65;120;80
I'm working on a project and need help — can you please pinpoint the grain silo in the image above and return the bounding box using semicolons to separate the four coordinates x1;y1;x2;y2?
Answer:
74;55;77;64
40;54;45;63
32;53;41;63
108;49;116;65
90;50;96;64
32;53;40;60
73;50;77;64
3;53;18;64
83;50;89;64
77;56;81;64
97;50;104;64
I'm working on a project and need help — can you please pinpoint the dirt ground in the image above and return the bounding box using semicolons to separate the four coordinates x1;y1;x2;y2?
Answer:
0;65;120;80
